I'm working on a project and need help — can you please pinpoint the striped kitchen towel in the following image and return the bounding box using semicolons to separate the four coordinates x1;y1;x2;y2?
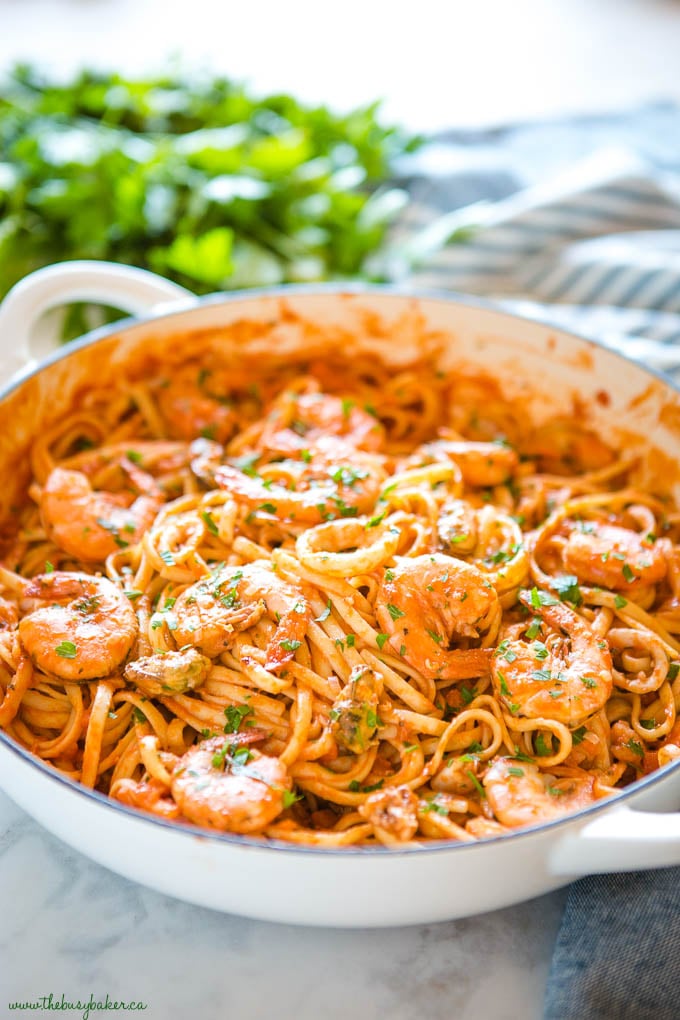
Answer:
389;104;680;369
392;104;680;1020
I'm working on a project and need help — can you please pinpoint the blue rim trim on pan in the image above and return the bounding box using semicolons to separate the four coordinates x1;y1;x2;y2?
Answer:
1;281;679;857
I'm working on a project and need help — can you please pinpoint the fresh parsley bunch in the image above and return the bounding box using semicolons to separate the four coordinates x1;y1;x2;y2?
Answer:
0;65;419;335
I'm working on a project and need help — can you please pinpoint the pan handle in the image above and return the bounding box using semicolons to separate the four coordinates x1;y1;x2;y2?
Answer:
0;261;194;377
549;803;680;875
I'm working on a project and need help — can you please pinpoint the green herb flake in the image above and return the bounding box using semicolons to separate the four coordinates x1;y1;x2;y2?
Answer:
525;617;541;640
466;771;486;799
55;640;77;658
224;703;254;734
279;639;302;652
201;510;219;535
535;733;552;756
315;599;332;623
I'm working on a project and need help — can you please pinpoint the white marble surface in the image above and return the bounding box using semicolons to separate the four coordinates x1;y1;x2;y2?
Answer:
0;788;567;1019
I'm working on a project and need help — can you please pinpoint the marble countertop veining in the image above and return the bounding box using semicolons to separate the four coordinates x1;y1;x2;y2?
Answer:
0;789;566;1020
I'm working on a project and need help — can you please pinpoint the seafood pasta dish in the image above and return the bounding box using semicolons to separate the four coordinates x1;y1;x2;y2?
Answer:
1;341;679;848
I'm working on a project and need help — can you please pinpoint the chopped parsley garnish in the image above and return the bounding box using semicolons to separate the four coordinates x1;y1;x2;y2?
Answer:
232;453;260;477
507;766;524;777
614;595;628;610
224;703;254;734
532;669;552;682
532;642;549;660
426;629;442;644
201;511;219;535
124;589;143;601
386;603;405;621
422;797;449;816
466;771;486;798
640;718;657;730
498;672;512;698
535;733;552;756
460;685;477;705
525;617;541;640
160;550;176;566
348;778;384;793
45;560;54;574
282;790;302;809
126;449;143;464
328;465;369;487
622;563;635;583
366;510;387;529
496;639;517;663
625;738;644;757
581;676;597;689
553;574;582;606
315;599;332;623
212;743;253;770
571;726;587;745
259;502;278;515
668;663;680;681
529;587;558;609
279;639;301;652
55;640;77;658
376;633;389;650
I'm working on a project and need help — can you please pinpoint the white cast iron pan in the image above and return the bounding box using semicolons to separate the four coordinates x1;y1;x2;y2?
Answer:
0;261;679;927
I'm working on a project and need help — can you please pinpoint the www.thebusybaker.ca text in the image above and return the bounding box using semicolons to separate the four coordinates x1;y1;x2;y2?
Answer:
8;993;148;1020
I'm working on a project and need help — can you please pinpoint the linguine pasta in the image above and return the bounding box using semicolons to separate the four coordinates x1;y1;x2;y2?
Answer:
1;350;679;847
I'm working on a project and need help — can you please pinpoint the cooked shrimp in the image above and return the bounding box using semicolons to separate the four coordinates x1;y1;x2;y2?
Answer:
491;591;612;726
563;522;667;589
171;738;291;833
329;665;383;754
358;784;419;843
173;561;309;670
19;572;137;681
484;758;597;828
375;553;499;680
215;437;385;525
125;648;212;697
411;439;518;487
257;387;385;455
41;462;161;561
156;372;237;443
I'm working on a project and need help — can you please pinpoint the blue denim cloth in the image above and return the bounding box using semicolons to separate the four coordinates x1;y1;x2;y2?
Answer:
543;870;680;1019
